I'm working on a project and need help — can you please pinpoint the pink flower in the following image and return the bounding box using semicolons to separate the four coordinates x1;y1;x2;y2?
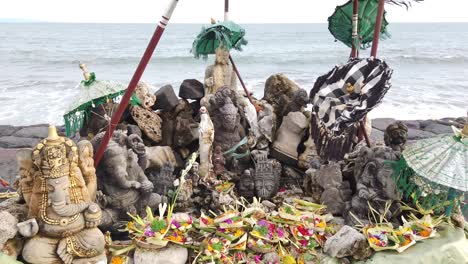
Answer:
254;255;262;263
224;218;233;224
276;227;285;238
171;220;181;229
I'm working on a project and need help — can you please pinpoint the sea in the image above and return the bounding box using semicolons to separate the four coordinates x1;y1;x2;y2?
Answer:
0;23;467;126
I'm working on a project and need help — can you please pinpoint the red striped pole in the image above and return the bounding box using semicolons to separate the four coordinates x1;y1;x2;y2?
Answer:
94;0;180;166
350;0;359;58
370;0;385;57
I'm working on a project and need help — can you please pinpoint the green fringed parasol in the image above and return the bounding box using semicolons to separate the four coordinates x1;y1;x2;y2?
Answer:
391;125;467;215
191;20;248;59
329;0;390;49
63;65;139;137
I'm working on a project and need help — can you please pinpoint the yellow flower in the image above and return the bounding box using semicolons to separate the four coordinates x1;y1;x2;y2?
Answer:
111;256;125;264
283;255;297;264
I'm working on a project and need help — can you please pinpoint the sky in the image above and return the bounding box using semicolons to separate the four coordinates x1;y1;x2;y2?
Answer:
1;0;467;23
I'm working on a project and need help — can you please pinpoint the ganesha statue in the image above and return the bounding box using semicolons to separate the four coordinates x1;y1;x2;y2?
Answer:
17;126;105;264
91;130;165;230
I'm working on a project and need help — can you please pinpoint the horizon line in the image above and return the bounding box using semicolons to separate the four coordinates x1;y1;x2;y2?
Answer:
2;20;468;24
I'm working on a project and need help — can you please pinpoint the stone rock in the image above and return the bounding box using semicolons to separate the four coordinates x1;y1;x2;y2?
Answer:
130;106;163;143
0;137;40;148
152;84;179;111
0;148;19;185
13;126;48;139
179;79;204;100
127;124;143;138
371;118;396;132
271;111;308;165
420;120;453;135
316;163;349;216
407;128;435;140
401;120;421;129
0;211;18;250
263;73;299;117
134;244;188;264
324;225;370;260
0;199;28;222
0;126;19;137
370;129;385;144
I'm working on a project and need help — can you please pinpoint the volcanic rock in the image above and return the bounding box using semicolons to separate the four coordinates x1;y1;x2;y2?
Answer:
179;79;204;100
152;84;179;111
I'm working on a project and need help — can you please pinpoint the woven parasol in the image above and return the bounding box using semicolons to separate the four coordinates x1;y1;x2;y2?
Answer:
63;64;138;137
392;125;467;215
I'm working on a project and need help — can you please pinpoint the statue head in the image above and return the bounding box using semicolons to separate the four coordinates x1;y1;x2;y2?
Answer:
384;122;408;151
219;100;238;131
215;46;230;65
292;89;309;107
238;169;255;198
253;153;280;199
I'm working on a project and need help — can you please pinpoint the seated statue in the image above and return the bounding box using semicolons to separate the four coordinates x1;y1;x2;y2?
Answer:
17;126;105;264
204;46;237;95
91;130;165;230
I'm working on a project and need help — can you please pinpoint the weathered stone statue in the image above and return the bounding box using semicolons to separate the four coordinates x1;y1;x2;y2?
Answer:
346;146;401;225
279;88;309;125
17;126;105;264
212;146;225;177
210;87;243;152
384;121;408;152
271;111;308;165
199;106;214;180
149;162;175;197
238;169;255;198
297;129;319;170
91;130;165;230
251;150;281;199
204;46;237;95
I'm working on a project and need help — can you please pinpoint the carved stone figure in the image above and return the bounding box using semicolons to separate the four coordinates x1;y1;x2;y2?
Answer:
149;162;175;197
315;163;352;216
210;87;243;152
91;131;165;230
199;106;214;180
16;149;35;205
212;146;225;177
77;140;98;201
271;111;308;165
160;99;198;148
238;169;255;198
346;146;401;225
17;126;105;264
204;46;237;95
384;121;408;152
297;129;319;170
188;162;200;188
251;150;281;199
135;81;156;109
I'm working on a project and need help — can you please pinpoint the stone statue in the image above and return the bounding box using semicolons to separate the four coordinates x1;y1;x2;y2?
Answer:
199;106;214;181
204;46;237;95
188;162;200;188
271;111;308;165
91;130;165;230
297;129;319;170
149;162;175;197
251;150;281;199
384;121;408;152
238;169;255;198
212;146;225;177
17;126;105;264
346;146;401;225
77;140;98;201
210;87;243;152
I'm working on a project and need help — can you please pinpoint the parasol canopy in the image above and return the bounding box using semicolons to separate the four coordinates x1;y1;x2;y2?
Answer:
191;20;248;59
392;125;467;215
310;57;392;133
63;70;132;137
328;0;390;49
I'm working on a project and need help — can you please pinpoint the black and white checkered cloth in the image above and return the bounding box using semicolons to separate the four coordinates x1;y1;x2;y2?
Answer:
310;57;393;134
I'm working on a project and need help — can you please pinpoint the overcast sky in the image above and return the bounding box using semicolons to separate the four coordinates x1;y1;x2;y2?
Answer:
1;0;467;23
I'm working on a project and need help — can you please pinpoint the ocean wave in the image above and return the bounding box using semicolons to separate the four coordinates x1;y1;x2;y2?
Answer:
385;54;468;64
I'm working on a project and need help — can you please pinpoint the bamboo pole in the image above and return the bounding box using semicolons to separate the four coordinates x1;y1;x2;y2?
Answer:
350;0;359;58
94;0;180;166
370;0;386;57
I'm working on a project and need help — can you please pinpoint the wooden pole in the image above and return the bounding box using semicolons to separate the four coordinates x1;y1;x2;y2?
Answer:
229;55;260;112
224;0;229;21
370;0;385;57
94;0;180;167
350;0;359;59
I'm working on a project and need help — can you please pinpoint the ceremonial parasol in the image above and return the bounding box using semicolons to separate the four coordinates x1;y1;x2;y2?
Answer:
392;125;468;216
63;64;131;137
309;57;392;161
191;19;259;111
328;0;390;50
